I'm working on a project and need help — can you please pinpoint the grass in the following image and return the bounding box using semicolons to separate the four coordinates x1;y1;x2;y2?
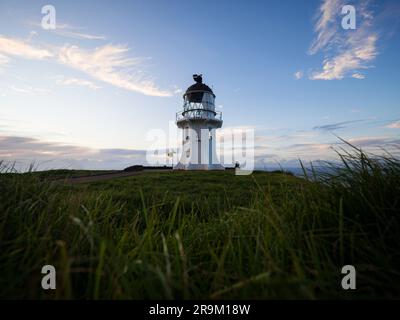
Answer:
0;145;399;299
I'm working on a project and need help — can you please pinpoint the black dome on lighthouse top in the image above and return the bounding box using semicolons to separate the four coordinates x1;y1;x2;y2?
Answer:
185;82;214;94
184;74;215;102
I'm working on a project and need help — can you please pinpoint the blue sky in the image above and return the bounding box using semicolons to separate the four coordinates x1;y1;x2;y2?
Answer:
0;0;399;170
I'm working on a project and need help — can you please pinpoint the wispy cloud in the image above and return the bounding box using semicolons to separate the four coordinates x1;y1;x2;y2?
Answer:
313;119;365;131
309;0;378;80
52;24;106;40
348;136;400;148
0;34;171;97
0;53;10;67
0;34;53;60
351;73;365;79
309;0;342;55
57;77;101;90
28;22;106;40
286;142;333;152
54;30;106;40
9;85;49;95
386;121;400;129
282;136;399;157
58;44;171;97
294;70;303;80
311;34;377;80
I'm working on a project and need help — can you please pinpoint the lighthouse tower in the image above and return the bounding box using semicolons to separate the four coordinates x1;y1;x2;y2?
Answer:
174;75;224;170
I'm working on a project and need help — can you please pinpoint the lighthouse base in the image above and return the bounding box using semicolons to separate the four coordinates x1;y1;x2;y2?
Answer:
173;163;225;171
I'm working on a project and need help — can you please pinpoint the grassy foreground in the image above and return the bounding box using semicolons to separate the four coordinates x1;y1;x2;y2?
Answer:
0;147;399;299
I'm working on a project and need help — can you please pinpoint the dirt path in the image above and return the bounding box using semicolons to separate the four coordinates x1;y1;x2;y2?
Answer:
59;169;172;184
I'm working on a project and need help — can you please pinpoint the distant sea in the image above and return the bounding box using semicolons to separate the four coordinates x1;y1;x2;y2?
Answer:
256;166;335;177
256;167;304;176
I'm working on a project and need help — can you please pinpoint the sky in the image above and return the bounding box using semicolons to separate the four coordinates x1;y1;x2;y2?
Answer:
0;0;399;171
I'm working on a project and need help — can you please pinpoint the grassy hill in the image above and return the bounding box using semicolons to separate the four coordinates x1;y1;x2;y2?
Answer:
0;147;399;299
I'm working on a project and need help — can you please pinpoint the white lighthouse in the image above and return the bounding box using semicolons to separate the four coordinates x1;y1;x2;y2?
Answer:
174;75;224;170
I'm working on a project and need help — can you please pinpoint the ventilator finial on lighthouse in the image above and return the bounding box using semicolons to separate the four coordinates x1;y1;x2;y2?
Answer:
174;75;224;170
193;74;202;83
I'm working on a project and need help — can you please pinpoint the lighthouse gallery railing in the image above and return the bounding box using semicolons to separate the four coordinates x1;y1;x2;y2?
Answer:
176;110;222;122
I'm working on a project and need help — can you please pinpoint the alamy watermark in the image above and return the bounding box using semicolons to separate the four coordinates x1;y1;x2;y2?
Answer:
41;265;56;290
341;5;356;30
41;5;56;30
341;265;356;290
